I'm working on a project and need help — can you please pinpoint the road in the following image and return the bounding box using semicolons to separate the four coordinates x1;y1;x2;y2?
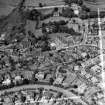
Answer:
23;5;68;10
0;84;87;105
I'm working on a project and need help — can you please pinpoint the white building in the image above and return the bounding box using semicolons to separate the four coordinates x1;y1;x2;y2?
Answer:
2;78;11;86
54;75;64;85
35;72;45;80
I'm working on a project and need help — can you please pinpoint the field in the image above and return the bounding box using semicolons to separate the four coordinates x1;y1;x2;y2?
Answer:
84;0;105;10
0;0;19;17
24;0;65;6
0;0;65;17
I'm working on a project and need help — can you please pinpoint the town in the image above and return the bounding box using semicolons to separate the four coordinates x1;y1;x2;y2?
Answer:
0;0;105;105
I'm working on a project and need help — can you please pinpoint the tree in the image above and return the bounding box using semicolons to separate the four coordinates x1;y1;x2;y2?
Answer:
23;79;29;84
61;8;74;18
54;7;58;12
82;5;90;12
100;11;105;18
39;3;43;7
89;11;98;18
49;78;54;85
21;95;26;103
29;9;41;21
56;92;63;98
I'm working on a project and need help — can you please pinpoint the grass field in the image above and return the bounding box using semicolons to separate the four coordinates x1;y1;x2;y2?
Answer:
0;0;65;17
24;0;65;6
84;0;105;10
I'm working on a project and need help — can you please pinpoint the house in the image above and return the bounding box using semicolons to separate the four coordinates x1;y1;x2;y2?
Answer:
91;65;101;74
50;42;56;50
2;78;11;86
74;65;80;71
13;75;23;85
81;52;87;58
91;77;98;83
0;33;6;40
62;73;76;88
44;24;57;34
22;71;34;80
35;72;45;80
77;83;87;94
85;73;92;79
71;3;81;15
80;69;87;76
53;11;60;17
15;75;22;81
53;75;64;85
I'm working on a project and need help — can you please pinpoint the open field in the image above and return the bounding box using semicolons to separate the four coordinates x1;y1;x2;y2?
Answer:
24;0;65;6
0;0;19;17
0;5;15;17
84;0;105;10
0;0;65;17
0;0;65;7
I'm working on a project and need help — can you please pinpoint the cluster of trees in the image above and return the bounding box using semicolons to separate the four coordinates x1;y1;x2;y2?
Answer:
59;26;81;36
27;30;51;52
0;77;30;90
63;0;105;19
42;20;68;34
82;5;90;12
64;0;83;6
0;71;55;91
61;6;90;19
28;9;41;21
80;11;105;19
61;8;78;18
27;8;58;21
42;20;81;36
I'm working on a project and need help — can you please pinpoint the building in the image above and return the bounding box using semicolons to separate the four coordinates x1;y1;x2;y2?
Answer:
35;72;45;80
91;65;101;74
77;83;87;94
53;74;64;85
74;65;80;71
2;78;11;86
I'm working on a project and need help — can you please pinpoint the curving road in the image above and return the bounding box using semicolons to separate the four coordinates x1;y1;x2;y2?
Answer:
0;84;87;105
